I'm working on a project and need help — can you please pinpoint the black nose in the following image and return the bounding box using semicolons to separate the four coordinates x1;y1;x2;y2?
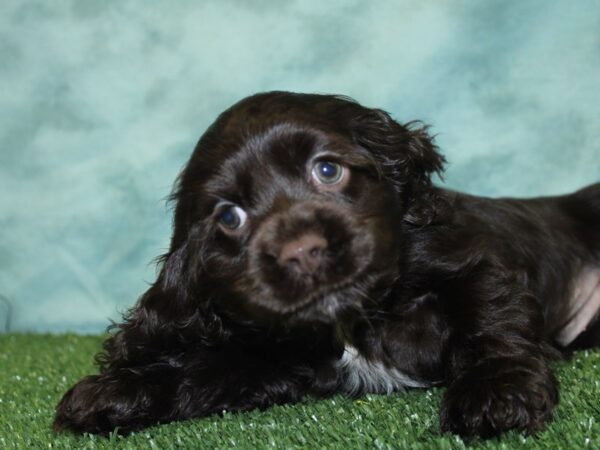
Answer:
278;233;328;275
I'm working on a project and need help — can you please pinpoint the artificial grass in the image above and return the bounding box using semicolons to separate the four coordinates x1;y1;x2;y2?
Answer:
0;334;598;449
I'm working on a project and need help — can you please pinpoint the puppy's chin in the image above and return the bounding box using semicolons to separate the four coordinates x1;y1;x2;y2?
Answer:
280;284;369;326
235;270;389;328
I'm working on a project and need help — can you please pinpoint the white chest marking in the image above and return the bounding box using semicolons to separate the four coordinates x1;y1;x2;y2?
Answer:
335;345;428;395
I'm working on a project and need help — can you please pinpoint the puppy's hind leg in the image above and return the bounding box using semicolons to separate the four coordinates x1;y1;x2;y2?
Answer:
562;182;600;255
559;183;600;349
567;314;600;349
565;267;600;349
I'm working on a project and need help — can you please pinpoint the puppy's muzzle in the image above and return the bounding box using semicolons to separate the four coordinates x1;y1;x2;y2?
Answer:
247;200;371;313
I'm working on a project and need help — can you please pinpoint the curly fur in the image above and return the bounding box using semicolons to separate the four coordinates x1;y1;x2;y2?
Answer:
54;91;600;438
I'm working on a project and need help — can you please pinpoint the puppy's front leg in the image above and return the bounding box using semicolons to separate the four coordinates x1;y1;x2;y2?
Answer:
54;346;305;435
439;262;559;438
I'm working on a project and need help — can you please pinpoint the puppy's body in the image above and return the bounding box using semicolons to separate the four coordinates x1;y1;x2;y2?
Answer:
54;92;600;438
409;186;600;350
330;185;600;393
342;186;600;383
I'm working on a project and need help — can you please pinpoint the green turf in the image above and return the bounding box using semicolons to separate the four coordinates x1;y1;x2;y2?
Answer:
0;334;598;449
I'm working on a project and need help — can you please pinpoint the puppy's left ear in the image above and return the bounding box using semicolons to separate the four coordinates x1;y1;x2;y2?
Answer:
402;120;445;188
350;108;444;191
349;108;445;224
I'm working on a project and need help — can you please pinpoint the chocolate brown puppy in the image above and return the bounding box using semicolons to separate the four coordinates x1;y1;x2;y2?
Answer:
54;92;600;438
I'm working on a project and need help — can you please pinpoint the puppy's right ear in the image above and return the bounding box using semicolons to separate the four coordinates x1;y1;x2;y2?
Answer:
97;224;223;370
145;217;221;324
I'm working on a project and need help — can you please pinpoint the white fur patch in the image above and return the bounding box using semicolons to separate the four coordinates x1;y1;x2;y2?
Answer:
556;266;600;346
335;345;428;395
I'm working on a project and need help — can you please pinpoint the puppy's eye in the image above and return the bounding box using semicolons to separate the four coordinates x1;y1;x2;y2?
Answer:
218;205;247;230
312;161;344;185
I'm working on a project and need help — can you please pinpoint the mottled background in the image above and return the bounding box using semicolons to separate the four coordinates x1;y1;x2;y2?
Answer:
0;1;598;333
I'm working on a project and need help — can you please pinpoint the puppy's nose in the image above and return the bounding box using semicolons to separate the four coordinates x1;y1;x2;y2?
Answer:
278;233;327;275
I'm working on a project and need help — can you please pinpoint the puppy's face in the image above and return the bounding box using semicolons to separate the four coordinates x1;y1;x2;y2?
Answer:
166;93;443;327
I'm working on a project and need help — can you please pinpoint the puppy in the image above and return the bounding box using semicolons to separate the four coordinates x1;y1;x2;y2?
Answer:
54;91;600;438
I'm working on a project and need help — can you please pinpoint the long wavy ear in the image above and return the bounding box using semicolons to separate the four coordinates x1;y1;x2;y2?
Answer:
97;219;225;371
348;107;446;225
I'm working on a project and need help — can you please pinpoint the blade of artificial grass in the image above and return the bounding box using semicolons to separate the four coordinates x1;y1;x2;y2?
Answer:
0;334;598;449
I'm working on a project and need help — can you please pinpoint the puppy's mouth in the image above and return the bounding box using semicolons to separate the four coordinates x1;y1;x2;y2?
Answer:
266;278;358;315
247;240;374;320
243;268;390;326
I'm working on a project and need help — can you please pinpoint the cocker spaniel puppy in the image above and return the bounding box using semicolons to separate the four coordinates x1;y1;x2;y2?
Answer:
54;92;600;438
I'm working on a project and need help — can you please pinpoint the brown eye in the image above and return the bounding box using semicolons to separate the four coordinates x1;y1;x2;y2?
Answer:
218;205;247;230
312;161;344;185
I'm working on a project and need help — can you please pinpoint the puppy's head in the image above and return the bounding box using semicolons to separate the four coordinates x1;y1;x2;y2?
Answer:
158;92;444;328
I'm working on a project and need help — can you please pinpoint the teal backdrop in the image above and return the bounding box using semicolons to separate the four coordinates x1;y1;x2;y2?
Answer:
0;1;598;333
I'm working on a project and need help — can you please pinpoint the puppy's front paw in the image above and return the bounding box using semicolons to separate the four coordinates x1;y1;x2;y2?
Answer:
53;374;143;435
440;361;558;439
